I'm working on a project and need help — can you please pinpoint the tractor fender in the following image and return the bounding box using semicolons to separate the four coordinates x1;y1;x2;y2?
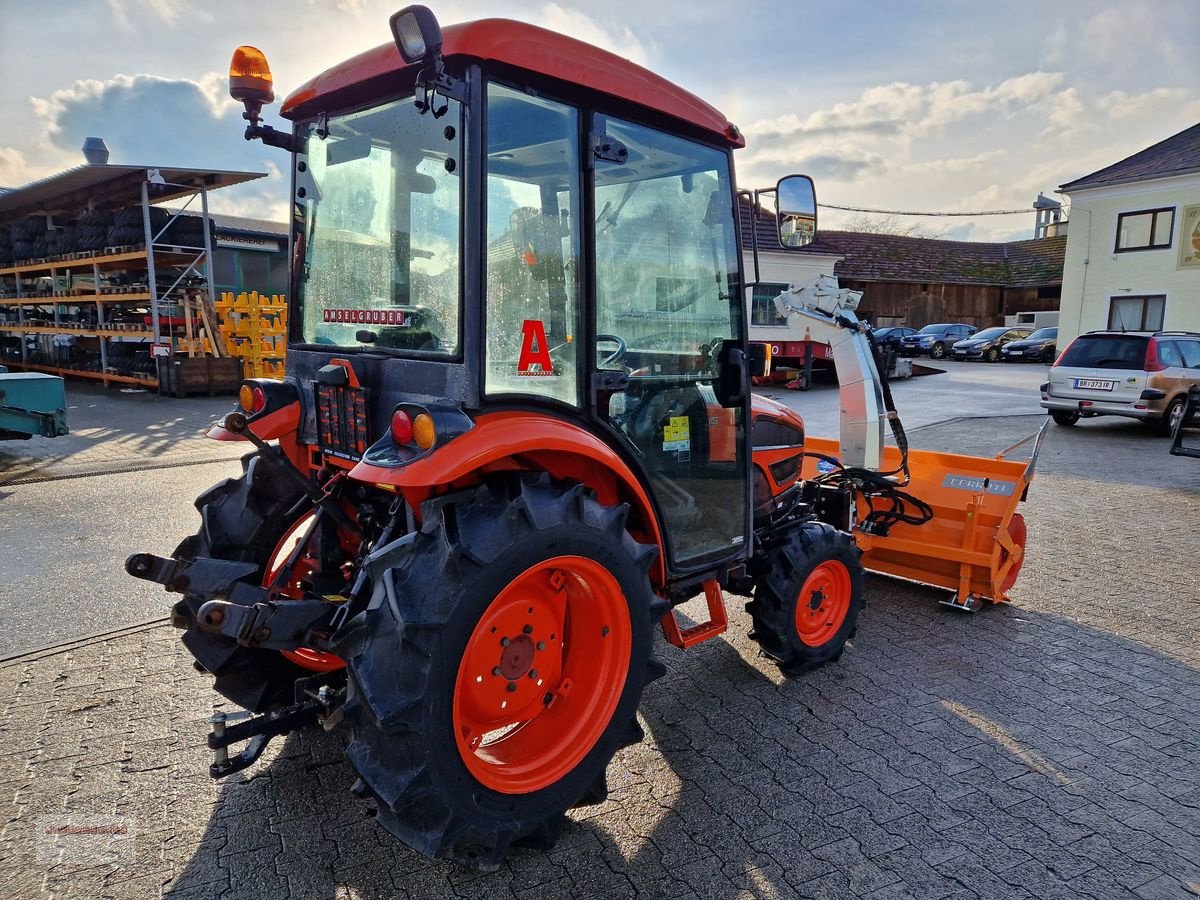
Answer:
207;401;302;442
348;411;665;583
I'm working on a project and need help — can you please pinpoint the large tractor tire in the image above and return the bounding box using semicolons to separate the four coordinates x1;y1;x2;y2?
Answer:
172;452;313;712
333;476;663;867
747;521;863;675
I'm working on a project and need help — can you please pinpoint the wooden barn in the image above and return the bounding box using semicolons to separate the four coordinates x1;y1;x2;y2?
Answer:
805;231;1066;329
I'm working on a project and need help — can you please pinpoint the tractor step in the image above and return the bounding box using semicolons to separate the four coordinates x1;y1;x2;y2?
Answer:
660;580;728;648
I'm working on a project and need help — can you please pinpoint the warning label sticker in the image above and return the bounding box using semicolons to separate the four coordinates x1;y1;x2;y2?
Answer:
663;416;691;452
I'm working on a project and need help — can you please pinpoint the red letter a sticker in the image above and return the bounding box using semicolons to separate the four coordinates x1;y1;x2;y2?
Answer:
517;320;553;374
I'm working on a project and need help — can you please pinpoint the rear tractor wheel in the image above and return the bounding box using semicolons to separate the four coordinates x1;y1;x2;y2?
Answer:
747;521;864;675
332;477;664;867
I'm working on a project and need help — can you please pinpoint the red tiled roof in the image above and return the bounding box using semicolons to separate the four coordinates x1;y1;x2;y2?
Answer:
1059;123;1200;193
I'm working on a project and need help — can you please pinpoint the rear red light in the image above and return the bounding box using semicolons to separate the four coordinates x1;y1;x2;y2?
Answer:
251;386;267;413
1051;337;1075;366
390;409;413;444
1144;337;1166;372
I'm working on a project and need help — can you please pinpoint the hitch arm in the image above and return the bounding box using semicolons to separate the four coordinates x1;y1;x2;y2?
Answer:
126;553;341;651
195;595;338;650
209;700;322;778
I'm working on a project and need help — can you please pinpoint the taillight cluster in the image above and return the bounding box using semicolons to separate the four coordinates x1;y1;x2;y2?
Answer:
238;383;267;414
390;407;436;451
1144;337;1166;373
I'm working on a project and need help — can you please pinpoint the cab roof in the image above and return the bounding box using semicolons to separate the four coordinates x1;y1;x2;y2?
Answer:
281;18;743;148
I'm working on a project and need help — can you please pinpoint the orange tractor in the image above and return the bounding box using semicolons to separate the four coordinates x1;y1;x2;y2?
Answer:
128;6;1045;866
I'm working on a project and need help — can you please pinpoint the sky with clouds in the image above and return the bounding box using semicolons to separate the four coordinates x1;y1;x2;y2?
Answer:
1;0;1197;241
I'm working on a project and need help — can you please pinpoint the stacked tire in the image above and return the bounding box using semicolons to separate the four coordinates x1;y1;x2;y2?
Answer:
11;216;48;262
77;210;114;252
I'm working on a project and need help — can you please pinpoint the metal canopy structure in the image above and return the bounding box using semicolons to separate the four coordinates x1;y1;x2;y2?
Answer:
0;165;265;220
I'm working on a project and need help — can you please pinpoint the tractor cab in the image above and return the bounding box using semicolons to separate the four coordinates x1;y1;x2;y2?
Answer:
234;12;778;575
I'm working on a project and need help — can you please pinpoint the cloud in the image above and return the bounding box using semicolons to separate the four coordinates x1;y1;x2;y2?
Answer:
536;3;654;67
1098;87;1190;120
1043;23;1068;66
0;147;28;188
751;152;887;184
24;72;284;219
903;151;1004;175
745;72;1065;148
1039;86;1089;140
106;0;205;29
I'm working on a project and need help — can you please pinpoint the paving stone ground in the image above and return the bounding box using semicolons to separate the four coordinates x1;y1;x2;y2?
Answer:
0;382;241;484
1;412;1198;899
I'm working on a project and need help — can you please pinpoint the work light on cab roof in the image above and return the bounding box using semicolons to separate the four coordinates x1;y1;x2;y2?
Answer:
390;5;443;65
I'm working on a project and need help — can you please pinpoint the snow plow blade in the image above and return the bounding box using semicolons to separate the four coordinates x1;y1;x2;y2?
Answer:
801;420;1049;608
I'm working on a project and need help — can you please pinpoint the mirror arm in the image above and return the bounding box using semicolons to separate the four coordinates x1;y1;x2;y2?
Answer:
244;122;298;152
740;189;761;288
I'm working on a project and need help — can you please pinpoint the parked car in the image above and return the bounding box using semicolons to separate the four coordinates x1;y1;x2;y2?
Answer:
1002;327;1058;363
1040;330;1200;434
900;323;977;359
951;326;1034;362
870;326;917;350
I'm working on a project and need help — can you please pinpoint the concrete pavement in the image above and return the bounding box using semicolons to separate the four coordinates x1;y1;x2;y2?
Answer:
1;400;1198;898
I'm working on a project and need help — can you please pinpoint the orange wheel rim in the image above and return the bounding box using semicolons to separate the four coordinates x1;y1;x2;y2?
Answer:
453;556;631;794
264;513;346;673
794;560;851;647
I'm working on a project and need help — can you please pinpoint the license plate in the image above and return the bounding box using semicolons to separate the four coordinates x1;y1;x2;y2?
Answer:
1008;350;1023;356
1074;378;1115;391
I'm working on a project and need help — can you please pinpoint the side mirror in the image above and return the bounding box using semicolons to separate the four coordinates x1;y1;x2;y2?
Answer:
775;174;817;249
747;342;769;378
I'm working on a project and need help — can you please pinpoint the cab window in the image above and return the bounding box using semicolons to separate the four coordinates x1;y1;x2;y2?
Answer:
483;83;581;405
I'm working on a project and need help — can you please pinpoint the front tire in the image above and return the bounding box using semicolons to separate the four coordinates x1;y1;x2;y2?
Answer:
984;347;1000;362
930;343;946;359
334;477;662;866
747;522;863;675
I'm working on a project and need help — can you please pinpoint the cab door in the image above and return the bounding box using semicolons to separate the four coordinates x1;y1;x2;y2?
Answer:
589;114;747;569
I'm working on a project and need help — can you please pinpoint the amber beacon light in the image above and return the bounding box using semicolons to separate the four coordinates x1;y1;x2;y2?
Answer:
229;46;275;108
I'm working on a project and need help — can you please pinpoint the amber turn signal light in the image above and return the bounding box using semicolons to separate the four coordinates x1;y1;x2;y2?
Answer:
413;413;436;450
238;383;266;414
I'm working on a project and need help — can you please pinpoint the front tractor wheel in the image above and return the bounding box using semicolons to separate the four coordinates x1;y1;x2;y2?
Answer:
334;477;662;867
748;522;864;675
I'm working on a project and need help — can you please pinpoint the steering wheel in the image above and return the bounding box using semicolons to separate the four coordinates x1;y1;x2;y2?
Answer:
596;333;627;369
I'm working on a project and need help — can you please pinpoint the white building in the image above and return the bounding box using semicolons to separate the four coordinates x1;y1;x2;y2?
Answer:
1057;123;1200;347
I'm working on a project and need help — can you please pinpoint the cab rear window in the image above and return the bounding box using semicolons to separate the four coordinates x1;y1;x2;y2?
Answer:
1059;335;1147;369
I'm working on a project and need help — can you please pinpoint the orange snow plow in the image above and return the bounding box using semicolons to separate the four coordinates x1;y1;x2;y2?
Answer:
801;422;1048;610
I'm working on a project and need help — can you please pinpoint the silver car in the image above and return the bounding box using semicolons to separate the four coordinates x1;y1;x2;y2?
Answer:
1040;330;1200;434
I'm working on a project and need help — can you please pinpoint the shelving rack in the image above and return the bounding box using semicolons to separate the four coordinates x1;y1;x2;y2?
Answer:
0;164;265;389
